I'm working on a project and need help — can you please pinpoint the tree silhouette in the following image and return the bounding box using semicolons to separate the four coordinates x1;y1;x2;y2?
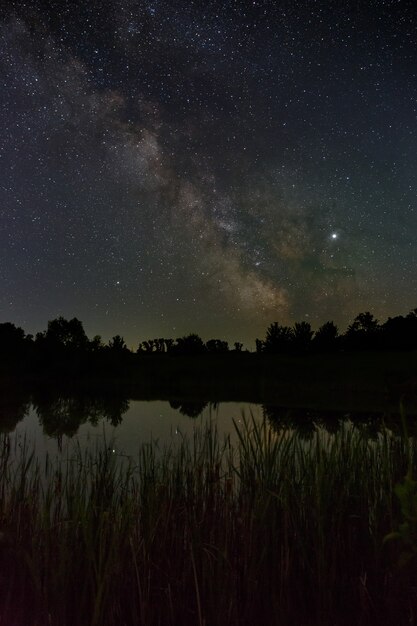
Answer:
349;312;379;334
89;335;104;352
313;321;339;352
404;309;417;348
173;334;206;356
206;339;229;353
108;335;128;351
255;338;264;353
137;337;175;353
345;312;380;349
381;311;417;350
43;316;88;351
1;303;417;387
0;322;30;369
262;322;293;354
164;338;175;353
137;340;153;353
0;322;25;348
292;321;314;353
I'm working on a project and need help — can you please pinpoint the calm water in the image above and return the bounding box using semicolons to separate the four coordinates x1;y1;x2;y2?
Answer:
7;400;263;460
1;390;407;464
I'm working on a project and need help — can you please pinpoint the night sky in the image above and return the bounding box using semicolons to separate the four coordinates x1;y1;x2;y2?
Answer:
1;0;417;348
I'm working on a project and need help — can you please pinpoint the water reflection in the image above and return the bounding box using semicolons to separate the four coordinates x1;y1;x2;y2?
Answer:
263;405;417;439
168;400;209;418
0;389;415;446
31;391;130;442
0;388;31;433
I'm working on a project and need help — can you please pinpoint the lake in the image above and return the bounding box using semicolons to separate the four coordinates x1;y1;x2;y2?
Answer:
1;389;411;464
8;400;262;460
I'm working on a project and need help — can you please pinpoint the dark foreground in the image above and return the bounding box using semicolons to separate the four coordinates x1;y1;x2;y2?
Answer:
1;417;417;626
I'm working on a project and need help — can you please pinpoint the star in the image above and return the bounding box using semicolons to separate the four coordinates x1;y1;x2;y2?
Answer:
1;2;415;346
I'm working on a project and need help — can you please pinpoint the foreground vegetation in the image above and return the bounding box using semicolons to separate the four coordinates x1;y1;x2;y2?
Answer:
1;417;417;625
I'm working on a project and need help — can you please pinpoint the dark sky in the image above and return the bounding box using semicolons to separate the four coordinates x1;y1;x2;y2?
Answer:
1;0;417;348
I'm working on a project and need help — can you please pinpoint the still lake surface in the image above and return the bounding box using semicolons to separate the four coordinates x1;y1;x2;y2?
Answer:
6;400;263;460
1;391;405;463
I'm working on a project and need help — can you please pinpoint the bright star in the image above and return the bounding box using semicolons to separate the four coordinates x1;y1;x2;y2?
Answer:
331;233;338;240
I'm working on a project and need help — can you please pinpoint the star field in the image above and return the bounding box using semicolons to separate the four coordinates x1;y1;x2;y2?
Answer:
1;0;417;347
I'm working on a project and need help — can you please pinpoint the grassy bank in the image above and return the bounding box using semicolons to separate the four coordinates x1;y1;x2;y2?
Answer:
1;418;417;625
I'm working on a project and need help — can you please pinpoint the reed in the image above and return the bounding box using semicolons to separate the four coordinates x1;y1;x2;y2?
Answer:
0;416;415;625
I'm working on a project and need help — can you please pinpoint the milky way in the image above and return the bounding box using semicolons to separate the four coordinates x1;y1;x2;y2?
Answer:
1;1;417;347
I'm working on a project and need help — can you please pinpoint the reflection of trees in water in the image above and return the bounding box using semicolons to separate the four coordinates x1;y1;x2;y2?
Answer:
169;400;209;418
0;390;31;433
34;396;87;439
263;405;368;439
32;392;130;439
262;406;317;440
93;395;130;426
262;405;417;439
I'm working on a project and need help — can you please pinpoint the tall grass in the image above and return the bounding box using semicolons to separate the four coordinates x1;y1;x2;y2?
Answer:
0;417;416;625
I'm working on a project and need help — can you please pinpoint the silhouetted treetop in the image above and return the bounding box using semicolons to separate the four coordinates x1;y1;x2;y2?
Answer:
206;339;229;353
172;334;206;356
40;316;88;351
137;338;173;353
262;322;293;354
347;312;379;334
345;312;380;349
0;323;28;357
0;322;25;346
313;321;339;352
292;321;314;353
108;335;128;352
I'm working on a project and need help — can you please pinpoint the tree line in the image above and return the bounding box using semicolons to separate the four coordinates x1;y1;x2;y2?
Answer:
1;308;417;373
257;309;417;354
